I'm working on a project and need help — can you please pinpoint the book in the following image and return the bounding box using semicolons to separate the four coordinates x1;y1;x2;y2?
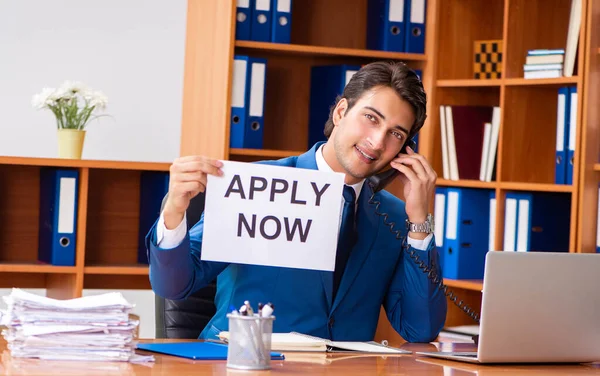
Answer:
439;325;480;341
218;331;411;354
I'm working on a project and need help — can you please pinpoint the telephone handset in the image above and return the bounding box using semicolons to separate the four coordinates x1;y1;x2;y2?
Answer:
365;137;481;337
366;138;417;194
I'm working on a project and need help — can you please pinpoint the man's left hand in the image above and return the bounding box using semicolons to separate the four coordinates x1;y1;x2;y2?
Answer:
390;145;437;238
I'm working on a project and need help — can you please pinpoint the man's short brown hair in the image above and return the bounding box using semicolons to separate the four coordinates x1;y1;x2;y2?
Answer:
323;61;427;141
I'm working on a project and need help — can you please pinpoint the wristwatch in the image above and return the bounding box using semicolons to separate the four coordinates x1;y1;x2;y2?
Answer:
406;213;434;234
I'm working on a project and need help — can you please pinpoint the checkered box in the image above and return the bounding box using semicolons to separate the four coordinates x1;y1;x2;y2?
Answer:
474;40;503;79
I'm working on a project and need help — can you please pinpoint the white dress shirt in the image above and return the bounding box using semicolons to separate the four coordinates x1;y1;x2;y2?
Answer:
156;145;432;250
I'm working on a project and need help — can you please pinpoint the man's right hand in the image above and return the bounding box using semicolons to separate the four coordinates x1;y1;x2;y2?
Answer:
163;156;223;229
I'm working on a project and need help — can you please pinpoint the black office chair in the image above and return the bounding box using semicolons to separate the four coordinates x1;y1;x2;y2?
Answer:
154;192;218;339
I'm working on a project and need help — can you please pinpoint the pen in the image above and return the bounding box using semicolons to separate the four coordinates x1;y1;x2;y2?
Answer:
244;300;254;315
260;302;274;317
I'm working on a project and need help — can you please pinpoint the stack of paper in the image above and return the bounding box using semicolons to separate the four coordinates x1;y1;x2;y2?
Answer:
0;288;153;363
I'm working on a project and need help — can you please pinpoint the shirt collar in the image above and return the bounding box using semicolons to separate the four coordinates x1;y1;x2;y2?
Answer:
315;144;364;200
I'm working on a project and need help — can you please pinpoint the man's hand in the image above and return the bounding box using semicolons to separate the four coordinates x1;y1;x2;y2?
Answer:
390;145;437;239
163;156;223;229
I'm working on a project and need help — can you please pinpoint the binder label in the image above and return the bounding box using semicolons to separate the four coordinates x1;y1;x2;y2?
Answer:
434;192;446;246
277;0;291;12
388;0;404;22
489;198;496;251
411;0;426;23
237;0;250;8
249;62;266;117
345;70;358;85
58;177;76;234
446;191;458;240
232;59;247;108
568;92;577;151
596;187;600;248
516;199;530;252
256;0;271;11
504;198;517;252
556;93;566;150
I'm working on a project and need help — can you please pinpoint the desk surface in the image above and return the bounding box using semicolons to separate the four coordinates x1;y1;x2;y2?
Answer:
1;338;599;375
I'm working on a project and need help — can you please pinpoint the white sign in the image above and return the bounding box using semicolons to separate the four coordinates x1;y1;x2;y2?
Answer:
201;160;345;271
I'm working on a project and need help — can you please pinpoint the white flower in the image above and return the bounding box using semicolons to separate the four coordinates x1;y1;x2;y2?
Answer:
87;90;108;110
32;80;110;130
59;80;88;95
31;87;57;109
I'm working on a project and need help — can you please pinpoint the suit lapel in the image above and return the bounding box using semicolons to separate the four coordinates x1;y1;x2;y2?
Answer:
295;142;333;310
331;183;381;313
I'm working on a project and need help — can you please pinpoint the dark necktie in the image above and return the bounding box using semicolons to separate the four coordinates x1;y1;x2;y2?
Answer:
332;185;357;300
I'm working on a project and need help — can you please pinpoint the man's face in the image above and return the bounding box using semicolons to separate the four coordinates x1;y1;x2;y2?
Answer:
326;86;416;184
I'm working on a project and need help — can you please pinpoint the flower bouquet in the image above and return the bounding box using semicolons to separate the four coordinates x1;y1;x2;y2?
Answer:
32;81;109;159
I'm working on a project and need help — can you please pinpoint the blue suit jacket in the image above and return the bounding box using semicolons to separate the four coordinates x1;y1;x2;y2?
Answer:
146;142;447;342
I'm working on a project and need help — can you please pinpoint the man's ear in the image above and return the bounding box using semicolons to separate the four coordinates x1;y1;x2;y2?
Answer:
332;98;348;126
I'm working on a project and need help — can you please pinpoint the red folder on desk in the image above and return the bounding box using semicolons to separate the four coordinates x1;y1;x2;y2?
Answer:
136;341;285;360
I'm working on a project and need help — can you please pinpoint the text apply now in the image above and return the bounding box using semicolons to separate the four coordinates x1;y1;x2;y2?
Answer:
201;160;345;271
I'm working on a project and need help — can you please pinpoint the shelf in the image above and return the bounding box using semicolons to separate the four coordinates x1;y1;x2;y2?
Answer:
500;182;574;193
436;77;579;88
504;76;579;86
443;278;483;292
0;156;170;171
436;179;497;189
436;180;575;193
84;266;149;275
0;264;77;273
235;41;427;61
229;148;304;158
436;79;502;87
594;164;600;171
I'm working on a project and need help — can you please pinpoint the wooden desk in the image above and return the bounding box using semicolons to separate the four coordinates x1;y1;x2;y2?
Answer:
1;339;599;375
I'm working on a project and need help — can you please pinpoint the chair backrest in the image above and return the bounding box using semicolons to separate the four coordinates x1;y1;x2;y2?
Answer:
154;192;217;339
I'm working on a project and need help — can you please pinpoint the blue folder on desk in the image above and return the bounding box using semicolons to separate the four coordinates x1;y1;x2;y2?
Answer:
136;342;285;361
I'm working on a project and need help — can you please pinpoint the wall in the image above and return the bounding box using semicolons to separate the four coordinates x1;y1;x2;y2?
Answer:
0;0;187;163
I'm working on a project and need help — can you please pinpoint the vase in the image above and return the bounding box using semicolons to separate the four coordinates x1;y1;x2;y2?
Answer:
57;129;86;159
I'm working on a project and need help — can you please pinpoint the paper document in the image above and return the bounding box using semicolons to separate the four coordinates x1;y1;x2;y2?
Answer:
219;331;411;354
202;160;345;271
0;288;154;363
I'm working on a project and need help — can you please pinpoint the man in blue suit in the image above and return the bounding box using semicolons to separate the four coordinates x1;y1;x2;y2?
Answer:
147;61;447;343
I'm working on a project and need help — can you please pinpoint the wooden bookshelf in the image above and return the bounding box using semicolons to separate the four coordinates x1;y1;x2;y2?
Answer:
443;279;483;292
0;156;169;298
235;41;427;61
499;182;575;193
576;0;600;254
0;156;170;171
436;77;580;87
426;0;590;329
0;264;77;274
229;148;304;158
84;266;149;275
436;180;575;193
503;76;580;86
436;79;502;88
436;179;497;189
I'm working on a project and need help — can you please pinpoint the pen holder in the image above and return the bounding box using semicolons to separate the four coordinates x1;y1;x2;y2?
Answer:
226;313;275;370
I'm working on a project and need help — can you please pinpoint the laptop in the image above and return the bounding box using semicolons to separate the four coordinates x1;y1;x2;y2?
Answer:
417;251;600;364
